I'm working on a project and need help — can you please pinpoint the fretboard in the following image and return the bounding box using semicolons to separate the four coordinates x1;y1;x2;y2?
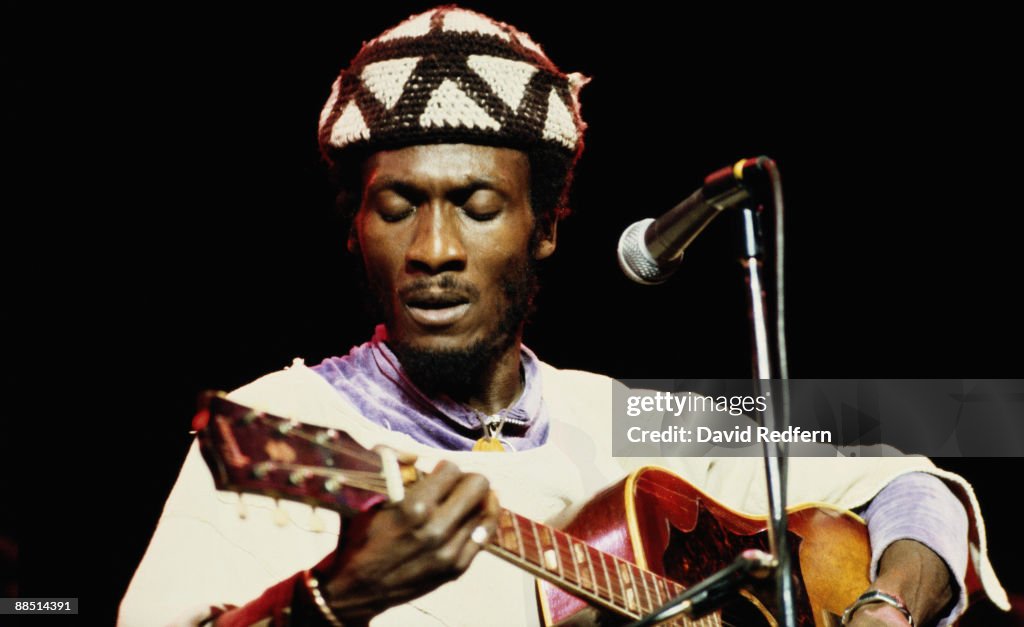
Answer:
488;508;721;626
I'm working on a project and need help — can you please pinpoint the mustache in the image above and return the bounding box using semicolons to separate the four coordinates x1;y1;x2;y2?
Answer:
399;275;480;305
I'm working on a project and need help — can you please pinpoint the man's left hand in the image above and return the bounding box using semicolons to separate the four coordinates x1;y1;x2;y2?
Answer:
847;539;956;626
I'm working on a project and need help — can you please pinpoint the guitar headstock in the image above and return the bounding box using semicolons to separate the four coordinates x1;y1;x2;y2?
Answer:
194;392;413;517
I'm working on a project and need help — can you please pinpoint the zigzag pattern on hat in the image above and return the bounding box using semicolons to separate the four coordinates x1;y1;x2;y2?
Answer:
317;5;587;163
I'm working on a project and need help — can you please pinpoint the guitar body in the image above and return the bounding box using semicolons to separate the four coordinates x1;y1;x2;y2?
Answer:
538;467;870;627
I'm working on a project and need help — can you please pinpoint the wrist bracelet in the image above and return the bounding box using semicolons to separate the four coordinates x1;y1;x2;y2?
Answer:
302;569;345;627
841;590;914;625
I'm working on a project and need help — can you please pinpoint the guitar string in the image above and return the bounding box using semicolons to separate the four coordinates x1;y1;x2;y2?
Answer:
223;411;732;626
244;457;391;495
247;473;726;625
513;512;698;624
516;515;721;627
240;413;384;466
245;459;721;624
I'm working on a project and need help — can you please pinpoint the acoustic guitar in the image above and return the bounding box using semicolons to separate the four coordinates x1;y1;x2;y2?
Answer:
195;392;871;626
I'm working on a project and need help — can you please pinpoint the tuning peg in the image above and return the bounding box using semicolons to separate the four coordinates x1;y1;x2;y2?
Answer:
315;428;339;445
236;493;248;519
308;507;325;533
273;500;290;527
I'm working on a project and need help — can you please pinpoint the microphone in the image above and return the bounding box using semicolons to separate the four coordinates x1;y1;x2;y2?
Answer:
617;156;774;285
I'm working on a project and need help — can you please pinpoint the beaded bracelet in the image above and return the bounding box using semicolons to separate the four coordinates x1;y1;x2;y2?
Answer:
302;569;345;627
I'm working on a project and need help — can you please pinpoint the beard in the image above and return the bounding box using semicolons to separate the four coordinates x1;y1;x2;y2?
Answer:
359;254;540;397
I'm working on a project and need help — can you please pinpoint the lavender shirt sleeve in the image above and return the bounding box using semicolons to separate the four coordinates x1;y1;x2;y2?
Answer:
862;472;968;627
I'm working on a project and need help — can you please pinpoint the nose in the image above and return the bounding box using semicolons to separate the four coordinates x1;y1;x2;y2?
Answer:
405;204;467;274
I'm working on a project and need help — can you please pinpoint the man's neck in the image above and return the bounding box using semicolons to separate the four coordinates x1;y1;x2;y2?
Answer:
383;327;529;415
456;342;525;415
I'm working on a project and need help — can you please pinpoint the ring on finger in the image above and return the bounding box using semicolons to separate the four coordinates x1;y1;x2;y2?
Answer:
470;525;489;546
402;499;428;523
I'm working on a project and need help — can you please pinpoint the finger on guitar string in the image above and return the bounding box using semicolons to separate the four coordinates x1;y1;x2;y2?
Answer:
454;491;499;570
377;492;498;584
395;460;463;526
317;460;499;621
411;468;491;547
371;444;418;465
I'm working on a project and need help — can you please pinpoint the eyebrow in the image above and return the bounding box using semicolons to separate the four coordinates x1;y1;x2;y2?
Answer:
364;175;510;201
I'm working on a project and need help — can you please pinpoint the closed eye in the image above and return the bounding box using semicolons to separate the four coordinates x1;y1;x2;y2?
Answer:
457;188;505;222
373;186;422;222
379;207;414;222
463;207;500;222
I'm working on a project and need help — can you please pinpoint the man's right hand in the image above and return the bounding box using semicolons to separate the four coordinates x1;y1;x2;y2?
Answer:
315;460;500;624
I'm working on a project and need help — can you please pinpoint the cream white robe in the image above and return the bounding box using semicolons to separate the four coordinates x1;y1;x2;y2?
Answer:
119;360;1008;626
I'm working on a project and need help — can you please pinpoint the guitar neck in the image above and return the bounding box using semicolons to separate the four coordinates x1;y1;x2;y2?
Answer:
488;508;710;626
197;395;715;625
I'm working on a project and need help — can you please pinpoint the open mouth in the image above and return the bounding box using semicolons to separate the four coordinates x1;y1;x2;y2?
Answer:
404;294;472;326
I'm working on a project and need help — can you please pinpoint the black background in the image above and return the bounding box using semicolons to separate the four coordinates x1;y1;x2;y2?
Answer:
7;2;1022;623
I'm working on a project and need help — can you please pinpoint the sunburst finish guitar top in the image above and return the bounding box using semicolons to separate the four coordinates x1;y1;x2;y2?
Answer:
538;467;871;626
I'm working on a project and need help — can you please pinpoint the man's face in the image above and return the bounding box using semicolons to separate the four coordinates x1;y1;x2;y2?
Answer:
352;144;556;382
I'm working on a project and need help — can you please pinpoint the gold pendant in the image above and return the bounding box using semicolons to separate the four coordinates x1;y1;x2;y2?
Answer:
472;436;506;452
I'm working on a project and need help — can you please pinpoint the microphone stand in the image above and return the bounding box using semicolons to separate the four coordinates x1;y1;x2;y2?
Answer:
740;204;796;627
627;163;796;627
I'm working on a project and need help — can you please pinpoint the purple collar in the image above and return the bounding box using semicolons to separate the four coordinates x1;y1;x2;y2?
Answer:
313;325;549;451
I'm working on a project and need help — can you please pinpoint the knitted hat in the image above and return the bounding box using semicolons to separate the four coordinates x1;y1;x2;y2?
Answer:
317;5;587;180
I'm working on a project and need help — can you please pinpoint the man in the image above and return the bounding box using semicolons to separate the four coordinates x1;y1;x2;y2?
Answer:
120;6;1006;626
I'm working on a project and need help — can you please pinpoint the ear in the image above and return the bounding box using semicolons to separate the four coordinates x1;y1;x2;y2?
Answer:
532;213;559;260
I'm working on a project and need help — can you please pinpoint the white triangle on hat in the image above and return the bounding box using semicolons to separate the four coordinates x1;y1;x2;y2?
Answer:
378;10;434;42
442;10;510;40
329;100;371;146
420;79;501;131
318;76;342;130
467;55;536;111
542;88;577;149
361;57;421;110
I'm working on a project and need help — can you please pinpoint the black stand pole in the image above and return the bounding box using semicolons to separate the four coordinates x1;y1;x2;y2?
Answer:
740;206;796;627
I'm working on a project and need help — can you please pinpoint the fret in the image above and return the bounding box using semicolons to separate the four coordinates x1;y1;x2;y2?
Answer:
534;522;561;576
642;568;662;608
630;564;653;615
600;550;626;609
558;531;582;589
588;545;611;604
513;514;538;567
653;575;668;607
614;556;638;614
509;511;529;564
573;540;595;592
669;579;685;597
496;510;522;558
639;568;651;607
527;519;545;571
655;574;691;627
